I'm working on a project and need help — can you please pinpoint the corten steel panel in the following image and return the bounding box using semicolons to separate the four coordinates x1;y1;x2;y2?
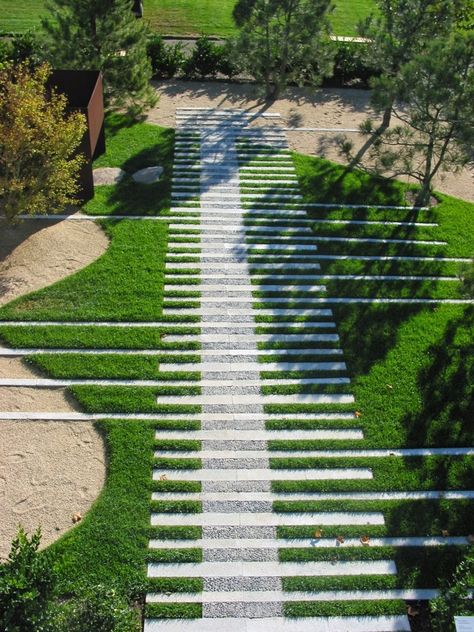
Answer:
48;70;105;200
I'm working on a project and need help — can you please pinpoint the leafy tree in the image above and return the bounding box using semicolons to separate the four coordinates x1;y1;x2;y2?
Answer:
341;32;474;206
0;63;86;223
42;0;156;114
233;0;334;100
0;527;57;632
430;546;474;631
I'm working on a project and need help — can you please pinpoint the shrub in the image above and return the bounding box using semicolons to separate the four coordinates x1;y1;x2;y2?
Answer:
0;527;57;632
325;42;379;88
430;547;474;631
215;40;241;80
53;583;139;632
183;35;222;79
0;62;86;222
147;36;185;79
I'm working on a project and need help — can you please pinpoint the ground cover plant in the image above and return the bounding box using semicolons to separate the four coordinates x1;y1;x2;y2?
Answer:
0;0;375;37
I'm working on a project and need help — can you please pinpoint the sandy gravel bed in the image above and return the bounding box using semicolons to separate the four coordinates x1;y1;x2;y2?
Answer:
0;420;106;560
0;216;108;307
0;216;108;556
149;80;474;202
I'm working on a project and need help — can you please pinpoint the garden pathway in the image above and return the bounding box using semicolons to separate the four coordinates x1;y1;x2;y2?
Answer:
145;109;413;631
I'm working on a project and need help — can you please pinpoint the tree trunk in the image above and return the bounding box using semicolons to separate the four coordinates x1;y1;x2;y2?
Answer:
345;102;394;171
415;138;434;207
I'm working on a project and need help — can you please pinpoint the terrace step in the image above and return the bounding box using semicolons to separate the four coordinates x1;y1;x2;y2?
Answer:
147;560;395;577
152;468;373;481
144;616;411;632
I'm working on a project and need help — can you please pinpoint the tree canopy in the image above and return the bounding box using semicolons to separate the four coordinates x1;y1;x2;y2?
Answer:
233;0;334;100
42;0;156;114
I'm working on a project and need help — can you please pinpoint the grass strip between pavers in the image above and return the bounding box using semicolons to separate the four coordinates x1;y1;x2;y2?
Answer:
145;603;202;619
284;600;406;617
68;385;201;414
274;499;473;537
282;546;470;591
0;326;200;349
270;456;474;490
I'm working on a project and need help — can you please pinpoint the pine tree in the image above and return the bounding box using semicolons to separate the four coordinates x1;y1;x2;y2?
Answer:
42;0;156;114
341;0;463;167
345;32;474;206
233;0;334;101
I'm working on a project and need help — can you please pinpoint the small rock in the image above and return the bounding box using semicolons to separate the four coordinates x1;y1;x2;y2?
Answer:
132;166;163;184
93;167;126;186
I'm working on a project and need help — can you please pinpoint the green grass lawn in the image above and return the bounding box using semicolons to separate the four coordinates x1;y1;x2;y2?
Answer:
1;113;473;624
0;0;375;37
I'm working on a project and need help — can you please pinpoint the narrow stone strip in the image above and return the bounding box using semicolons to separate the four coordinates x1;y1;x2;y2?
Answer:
144;617;411;632
147;561;396;576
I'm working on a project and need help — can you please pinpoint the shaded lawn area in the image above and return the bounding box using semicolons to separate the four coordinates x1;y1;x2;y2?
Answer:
84;115;175;217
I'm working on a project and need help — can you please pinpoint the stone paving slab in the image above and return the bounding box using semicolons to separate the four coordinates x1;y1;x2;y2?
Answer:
156;394;355;405
148;536;469;550
146;589;438;602
147;560;395;577
152;470;373;482
144;616;411;632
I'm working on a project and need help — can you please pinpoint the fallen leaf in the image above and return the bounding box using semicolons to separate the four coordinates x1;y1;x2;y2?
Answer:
354;411;362;418
159;474;168;481
386;384;393;390
336;535;345;544
72;512;82;524
360;535;370;546
442;529;449;538
314;529;323;539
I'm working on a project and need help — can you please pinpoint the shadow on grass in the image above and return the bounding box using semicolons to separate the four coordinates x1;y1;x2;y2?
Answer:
84;115;175;217
404;305;474;447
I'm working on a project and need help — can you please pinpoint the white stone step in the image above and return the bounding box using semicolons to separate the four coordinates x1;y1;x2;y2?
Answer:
144;616;410;632
146;589;438;602
153;428;360;441
156;394;355;405
146;616;410;632
162;361;346;372
166;263;323;271
161;309;338;317
150;491;474;502
147;560;395;577
164;285;328;294
152;470;372;482
165;334;339;343
0;377;349;389
168;244;318;251
148;536;469;550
